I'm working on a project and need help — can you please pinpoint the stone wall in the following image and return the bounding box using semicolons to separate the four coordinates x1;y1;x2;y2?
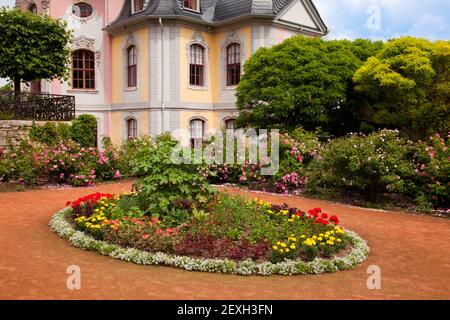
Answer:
0;120;69;148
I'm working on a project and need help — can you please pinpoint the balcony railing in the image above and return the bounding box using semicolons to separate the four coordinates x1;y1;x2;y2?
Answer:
0;91;75;121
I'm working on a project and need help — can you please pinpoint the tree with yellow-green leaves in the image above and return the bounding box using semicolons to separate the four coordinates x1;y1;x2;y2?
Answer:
353;37;450;140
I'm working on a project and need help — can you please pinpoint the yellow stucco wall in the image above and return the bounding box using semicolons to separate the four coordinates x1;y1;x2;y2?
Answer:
111;34;125;104
111;111;122;146
111;28;149;104
140;111;149;136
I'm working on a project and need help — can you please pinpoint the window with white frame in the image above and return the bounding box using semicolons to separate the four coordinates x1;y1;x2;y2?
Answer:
131;0;145;14
127;118;138;139
127;45;137;88
183;0;200;12
189;44;205;86
226;43;241;86
189;119;205;148
225;119;236;130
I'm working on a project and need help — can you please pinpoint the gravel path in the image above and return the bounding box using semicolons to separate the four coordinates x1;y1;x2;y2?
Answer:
1;182;449;300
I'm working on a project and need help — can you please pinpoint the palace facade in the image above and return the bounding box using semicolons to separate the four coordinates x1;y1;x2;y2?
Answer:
16;0;327;146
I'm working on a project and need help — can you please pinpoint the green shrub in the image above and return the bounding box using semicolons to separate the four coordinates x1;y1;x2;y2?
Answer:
412;134;450;209
0;140;38;184
306;130;416;200
29;122;59;145
29;122;73;145
57;123;72;141
129;134;216;217
71;114;97;148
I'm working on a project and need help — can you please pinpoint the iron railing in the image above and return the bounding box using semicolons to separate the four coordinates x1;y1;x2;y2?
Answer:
0;91;75;121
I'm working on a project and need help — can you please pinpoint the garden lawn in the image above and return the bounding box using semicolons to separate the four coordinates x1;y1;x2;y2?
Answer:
0;182;449;300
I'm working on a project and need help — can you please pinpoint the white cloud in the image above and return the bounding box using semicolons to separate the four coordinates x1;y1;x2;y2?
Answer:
0;0;14;7
314;0;450;40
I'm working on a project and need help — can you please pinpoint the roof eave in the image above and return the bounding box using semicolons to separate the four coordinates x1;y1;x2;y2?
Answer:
106;14;279;34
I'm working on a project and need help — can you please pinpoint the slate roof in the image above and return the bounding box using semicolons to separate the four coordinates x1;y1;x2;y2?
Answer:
108;0;327;34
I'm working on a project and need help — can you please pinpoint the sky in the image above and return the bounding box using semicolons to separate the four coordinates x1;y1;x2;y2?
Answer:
315;0;450;40
0;0;449;85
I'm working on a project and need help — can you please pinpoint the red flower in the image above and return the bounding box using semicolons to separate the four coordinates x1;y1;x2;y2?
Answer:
321;213;329;219
308;209;319;218
330;215;340;225
141;234;150;240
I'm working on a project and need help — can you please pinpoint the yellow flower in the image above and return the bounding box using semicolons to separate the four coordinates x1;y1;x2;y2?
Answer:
279;249;284;253
330;236;336;241
317;237;323;241
336;239;342;243
285;248;290;253
94;209;100;213
290;244;296;250
288;219;294;223
272;245;278;250
319;233;324;237
281;243;287;248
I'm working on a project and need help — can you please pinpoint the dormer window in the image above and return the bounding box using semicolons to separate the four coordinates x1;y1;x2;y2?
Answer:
131;0;145;14
183;0;200;12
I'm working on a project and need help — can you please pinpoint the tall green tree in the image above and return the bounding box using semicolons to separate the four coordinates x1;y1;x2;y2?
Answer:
235;36;382;135
353;37;450;139
0;8;71;92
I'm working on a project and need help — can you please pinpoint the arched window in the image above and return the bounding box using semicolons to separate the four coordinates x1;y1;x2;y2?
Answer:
189;119;205;147
29;4;37;14
227;43;241;86
72;50;95;90
127;46;137;87
72;3;93;18
127;118;138;139
132;0;144;13
225;119;236;130
189;44;205;86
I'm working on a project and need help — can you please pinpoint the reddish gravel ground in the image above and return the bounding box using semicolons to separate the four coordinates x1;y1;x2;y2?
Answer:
0;181;450;300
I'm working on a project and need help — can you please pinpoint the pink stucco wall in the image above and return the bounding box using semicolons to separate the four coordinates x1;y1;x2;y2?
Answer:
16;0;124;139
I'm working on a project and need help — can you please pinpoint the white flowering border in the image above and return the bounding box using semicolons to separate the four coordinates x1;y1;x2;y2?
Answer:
50;208;370;276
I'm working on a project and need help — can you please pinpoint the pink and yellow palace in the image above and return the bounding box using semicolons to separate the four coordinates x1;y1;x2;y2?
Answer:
16;0;327;146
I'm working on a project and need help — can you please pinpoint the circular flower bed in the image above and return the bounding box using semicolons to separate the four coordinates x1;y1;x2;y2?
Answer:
50;192;369;276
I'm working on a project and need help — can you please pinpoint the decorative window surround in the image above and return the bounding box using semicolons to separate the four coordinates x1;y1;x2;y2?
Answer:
71;2;95;22
122;33;140;91
221;30;246;90
186;31;210;91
